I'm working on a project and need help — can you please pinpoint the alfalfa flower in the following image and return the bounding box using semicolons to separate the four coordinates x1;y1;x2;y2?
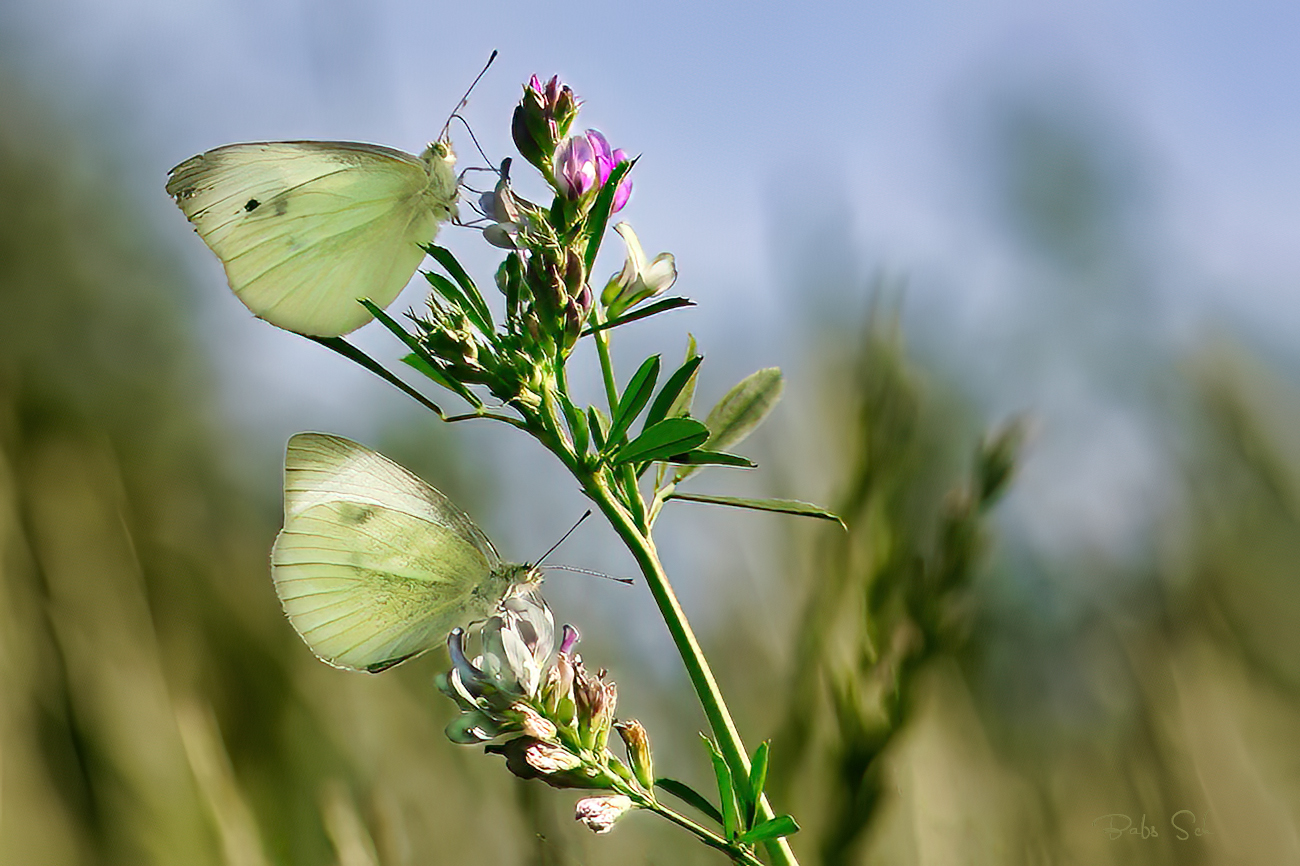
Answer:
435;590;556;742
554;134;600;200
587;130;633;212
554;130;633;208
574;795;633;834
601;222;677;316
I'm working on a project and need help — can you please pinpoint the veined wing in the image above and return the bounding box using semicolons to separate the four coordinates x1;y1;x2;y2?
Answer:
167;141;454;336
282;432;500;566
272;499;498;672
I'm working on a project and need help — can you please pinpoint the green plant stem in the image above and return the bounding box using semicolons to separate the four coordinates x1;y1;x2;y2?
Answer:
642;799;764;866
592;311;621;412
583;471;799;866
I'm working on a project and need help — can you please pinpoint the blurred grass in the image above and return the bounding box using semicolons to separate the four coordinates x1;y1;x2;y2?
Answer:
3;63;1299;866
0;72;534;866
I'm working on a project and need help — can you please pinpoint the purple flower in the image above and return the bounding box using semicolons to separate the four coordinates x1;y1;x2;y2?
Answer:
553;130;633;211
587;130;634;212
554;134;599;199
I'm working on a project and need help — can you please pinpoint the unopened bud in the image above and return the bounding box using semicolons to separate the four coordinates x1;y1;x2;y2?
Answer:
574;795;632;835
614;720;655;792
512;702;558;741
524;741;582;774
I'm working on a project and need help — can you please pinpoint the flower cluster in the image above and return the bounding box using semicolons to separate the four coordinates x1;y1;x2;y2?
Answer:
436;591;655;834
411;73;657;394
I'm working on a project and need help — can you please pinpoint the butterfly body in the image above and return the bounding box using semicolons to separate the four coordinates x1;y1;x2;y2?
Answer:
166;140;458;337
272;432;539;673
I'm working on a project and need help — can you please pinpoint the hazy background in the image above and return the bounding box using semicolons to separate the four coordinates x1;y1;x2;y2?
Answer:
1;1;1297;863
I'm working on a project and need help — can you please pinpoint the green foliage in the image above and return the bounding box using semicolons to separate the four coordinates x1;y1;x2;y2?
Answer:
423;243;494;335
605;355;661;450
646;354;704;428
683;367;783;478
583;160;635;272
613;418;710;465
582;296;695;336
666;492;844;525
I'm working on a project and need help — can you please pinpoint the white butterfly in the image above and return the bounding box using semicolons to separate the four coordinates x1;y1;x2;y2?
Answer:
271;432;539;673
166;140;458;337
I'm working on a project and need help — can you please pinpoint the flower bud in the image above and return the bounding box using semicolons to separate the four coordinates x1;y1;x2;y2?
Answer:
552;84;579;138
563;248;587;301
614;720;655;792
526;250;568;328
512;75;577;170
524;741;583;774
574;795;633;835
512;702;558;741
511;103;548;168
573;661;617;750
488;738;614;790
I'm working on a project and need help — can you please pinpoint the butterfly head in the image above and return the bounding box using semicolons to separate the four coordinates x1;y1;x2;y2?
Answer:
420;139;457;170
497;562;544;597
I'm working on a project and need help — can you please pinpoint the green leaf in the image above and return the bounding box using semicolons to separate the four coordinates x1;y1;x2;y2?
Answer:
423;271;493;341
582;159;634;273
666;492;846;527
704;367;783;452
668;335;700;419
612;418;710;466
580;297;695;337
737;815;799;845
558;392;589;456
587;406;610;452
702;736;741;840
360;300;482;409
677;367;783;481
399;354;482;409
662;449;755;469
423;244;494;334
655;778;723;826
747;742;770;828
604;355;660;450
645;354;703;429
619;464;646;526
309;336;443;417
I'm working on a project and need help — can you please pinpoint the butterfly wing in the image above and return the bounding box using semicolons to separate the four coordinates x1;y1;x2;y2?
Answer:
166;141;457;337
272;432;503;672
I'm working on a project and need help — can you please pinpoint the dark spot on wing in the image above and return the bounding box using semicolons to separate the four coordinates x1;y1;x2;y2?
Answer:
274;197;289;216
244;198;260;212
337;503;376;526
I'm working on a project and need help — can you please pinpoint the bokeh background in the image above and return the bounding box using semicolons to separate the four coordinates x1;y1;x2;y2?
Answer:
2;2;1298;864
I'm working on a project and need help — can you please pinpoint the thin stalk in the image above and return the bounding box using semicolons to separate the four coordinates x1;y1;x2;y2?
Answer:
592;309;620;412
642;800;764;866
583;472;799;866
444;411;527;427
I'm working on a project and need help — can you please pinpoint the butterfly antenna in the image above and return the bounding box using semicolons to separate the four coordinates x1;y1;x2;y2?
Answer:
530;510;591;569
440;50;498;142
543;564;634;585
449;114;496;169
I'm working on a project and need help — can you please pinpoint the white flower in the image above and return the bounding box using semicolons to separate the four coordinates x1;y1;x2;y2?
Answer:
602;222;676;314
574;795;633;834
